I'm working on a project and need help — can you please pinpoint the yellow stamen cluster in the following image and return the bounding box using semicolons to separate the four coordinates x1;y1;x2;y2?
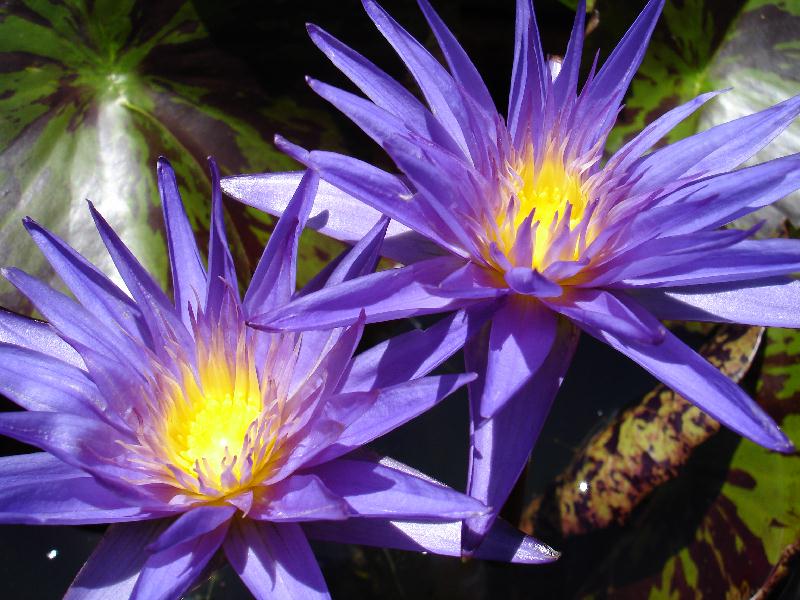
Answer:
155;330;279;497
494;149;590;270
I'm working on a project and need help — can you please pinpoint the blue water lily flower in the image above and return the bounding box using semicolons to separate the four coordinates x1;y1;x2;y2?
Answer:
223;0;800;553
0;159;556;599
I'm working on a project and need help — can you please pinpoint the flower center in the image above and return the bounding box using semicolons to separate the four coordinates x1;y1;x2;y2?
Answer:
151;327;283;498
493;153;590;270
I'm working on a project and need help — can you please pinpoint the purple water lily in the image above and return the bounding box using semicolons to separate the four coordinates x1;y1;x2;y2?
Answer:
222;0;800;553
0;159;557;599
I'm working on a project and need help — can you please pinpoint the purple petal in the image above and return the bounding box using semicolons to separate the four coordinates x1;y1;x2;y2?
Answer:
630;277;800;329
306;23;464;157
131;522;229;600
551;0;585;106
302;216;388;294
504;267;562;297
306;150;461;254
432;262;508;299
463;319;579;552
625;153;800;243
312;373;476;466
627;93;800;196
584;295;793;452
206;157;239;316
619;239;800;287
250;256;469;331
1;268;146;370
157;157;207;326
606;91;722;172
303;516;558;564
87;203;193;360
65;521;169;600
23;218;150;346
249;474;351;522
222;172;441;265
482;298;557;417
508;0;547;148
0;411;138;483
341;303;495;392
417;0;495;114
0;343;102;417
577;0;664;150
224;520;331;600
0;308;82;368
244;170;318;314
309;454;486;519
362;0;476;158
0;453;158;525
147;505;235;552
547;288;666;344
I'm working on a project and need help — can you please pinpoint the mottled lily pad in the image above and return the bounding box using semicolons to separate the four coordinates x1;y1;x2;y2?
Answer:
0;0;344;314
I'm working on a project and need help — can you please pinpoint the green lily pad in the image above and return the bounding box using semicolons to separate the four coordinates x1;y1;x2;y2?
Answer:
0;0;344;314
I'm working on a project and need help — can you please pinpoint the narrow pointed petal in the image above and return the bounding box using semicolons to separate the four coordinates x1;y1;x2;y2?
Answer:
585;295;793;452
508;0;547;147
310;373;476;466
249;474;351;522
433;262;508;299
310;454;486;519
23;218;150;345
146;505;235;552
578;0;664;148
250;257;468;331
1;268;144;370
482;298;557;417
244;170;318;314
0;308;82;368
628;93;800;195
341;303;494;392
306;150;461;254
158;157;207;326
606;90;723;172
303;516;558;564
627;153;800;242
552;0;585;106
548;288;666;344
362;0;473;157
620;239;800;287
224;520;331;600
0;453;157;525
417;0;495;113
631;278;800;328
88;203;192;357
463;320;578;553
222;172;440;264
131;523;229;600
65;521;169;600
307;23;463;156
206;157;239;315
504;267;562;297
0;411;136;481
0;344;101;417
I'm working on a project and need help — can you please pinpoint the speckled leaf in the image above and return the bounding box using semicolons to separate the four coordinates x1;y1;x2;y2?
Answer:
605;0;800;234
597;327;800;598
0;0;344;314
522;324;765;538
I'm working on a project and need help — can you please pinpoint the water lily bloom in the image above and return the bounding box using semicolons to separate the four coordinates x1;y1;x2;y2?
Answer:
222;0;800;553
0;159;559;599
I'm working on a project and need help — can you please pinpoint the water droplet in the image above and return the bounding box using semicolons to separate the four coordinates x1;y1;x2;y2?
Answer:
578;481;589;494
46;549;58;560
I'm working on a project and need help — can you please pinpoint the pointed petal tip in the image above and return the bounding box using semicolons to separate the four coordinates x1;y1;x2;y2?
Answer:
274;135;311;164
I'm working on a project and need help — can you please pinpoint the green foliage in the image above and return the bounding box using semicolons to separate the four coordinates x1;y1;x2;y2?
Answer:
0;0;343;314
